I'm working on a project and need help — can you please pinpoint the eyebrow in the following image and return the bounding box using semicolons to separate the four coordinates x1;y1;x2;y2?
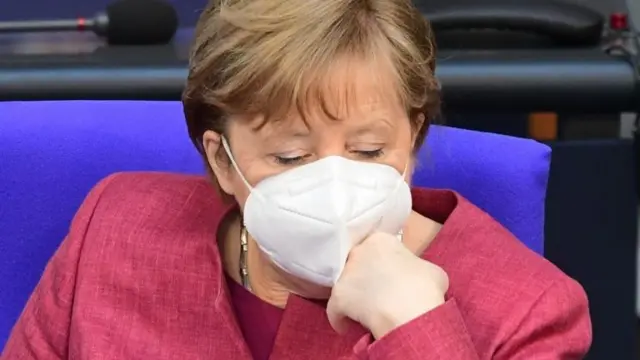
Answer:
258;116;393;141
349;118;393;136
263;127;311;141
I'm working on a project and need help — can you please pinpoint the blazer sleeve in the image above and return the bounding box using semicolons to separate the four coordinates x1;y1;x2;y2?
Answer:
366;279;591;360
492;279;592;359
1;175;117;360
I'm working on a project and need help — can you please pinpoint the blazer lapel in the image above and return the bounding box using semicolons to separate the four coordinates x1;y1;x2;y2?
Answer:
269;295;369;360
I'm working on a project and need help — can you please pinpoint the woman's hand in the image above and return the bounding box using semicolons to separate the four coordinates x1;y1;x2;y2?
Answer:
326;232;449;339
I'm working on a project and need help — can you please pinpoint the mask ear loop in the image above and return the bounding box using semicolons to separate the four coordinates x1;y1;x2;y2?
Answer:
401;161;410;178
221;136;254;191
220;136;255;240
396;162;410;242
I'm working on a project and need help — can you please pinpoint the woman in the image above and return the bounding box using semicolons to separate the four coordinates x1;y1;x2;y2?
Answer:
2;0;591;359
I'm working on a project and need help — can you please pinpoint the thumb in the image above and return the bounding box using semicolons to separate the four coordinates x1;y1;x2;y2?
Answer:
326;294;350;335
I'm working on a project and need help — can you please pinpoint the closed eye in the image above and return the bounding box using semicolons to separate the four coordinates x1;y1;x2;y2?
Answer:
274;154;309;165
274;149;384;165
354;149;384;159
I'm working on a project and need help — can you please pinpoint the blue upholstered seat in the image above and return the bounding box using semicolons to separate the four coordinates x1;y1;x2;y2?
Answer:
0;101;550;347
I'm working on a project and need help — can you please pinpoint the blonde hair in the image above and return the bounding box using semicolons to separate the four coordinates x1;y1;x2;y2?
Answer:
183;0;440;174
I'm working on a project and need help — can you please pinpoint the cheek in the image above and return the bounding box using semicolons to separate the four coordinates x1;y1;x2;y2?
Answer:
228;160;275;210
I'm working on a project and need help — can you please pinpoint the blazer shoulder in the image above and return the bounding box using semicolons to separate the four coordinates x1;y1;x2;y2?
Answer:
92;171;223;214
79;172;228;244
97;171;213;200
430;195;590;353
439;194;574;293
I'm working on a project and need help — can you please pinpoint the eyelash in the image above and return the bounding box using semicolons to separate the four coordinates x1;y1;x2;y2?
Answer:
274;155;309;165
357;149;385;159
274;149;384;165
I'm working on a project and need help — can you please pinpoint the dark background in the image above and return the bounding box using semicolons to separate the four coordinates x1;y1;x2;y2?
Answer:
0;0;633;28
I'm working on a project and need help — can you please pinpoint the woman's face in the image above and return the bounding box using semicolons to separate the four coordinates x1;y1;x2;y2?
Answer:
203;57;418;208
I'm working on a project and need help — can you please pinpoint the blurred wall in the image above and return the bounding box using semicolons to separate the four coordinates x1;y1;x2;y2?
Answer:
0;0;632;28
628;0;640;27
0;0;205;27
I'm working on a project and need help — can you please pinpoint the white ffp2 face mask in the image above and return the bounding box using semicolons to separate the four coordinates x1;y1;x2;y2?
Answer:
221;137;413;287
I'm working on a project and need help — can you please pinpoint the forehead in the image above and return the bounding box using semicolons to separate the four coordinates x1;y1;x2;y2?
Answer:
320;55;401;113
245;55;405;134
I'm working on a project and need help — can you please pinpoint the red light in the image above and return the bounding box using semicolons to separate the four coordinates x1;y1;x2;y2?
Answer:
610;12;629;31
77;17;87;31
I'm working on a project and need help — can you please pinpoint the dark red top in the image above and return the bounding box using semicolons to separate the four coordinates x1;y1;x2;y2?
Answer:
226;274;283;360
2;172;592;360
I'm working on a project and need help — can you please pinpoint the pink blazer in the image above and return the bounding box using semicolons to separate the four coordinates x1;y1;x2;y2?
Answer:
2;172;591;359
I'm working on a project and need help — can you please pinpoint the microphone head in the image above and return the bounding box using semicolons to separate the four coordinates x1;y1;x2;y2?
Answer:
105;0;179;45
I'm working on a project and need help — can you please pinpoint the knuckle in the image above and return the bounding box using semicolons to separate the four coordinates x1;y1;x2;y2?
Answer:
332;278;349;296
368;232;395;249
434;266;449;290
423;261;449;291
348;244;365;259
329;290;346;311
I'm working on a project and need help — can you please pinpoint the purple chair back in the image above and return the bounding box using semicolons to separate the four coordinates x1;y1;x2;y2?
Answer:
0;101;550;348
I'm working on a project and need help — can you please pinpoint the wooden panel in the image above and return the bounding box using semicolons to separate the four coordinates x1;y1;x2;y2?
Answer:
528;112;558;140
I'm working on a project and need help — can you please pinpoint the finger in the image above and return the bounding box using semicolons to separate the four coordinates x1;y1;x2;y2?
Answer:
363;231;399;247
326;294;349;335
431;263;450;292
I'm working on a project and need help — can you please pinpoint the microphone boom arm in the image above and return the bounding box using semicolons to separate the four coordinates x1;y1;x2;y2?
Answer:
0;13;108;35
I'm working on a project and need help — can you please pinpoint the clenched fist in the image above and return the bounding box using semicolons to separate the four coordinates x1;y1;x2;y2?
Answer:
326;232;449;339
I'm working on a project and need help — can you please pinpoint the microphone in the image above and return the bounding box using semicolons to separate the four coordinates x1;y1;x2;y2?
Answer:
0;0;179;45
